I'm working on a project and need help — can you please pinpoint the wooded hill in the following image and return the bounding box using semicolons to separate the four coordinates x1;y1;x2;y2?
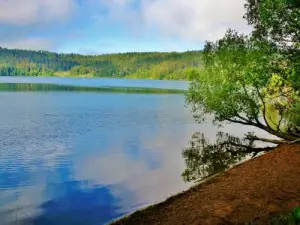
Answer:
0;47;203;80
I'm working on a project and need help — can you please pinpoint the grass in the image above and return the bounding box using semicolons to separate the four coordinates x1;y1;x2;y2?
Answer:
269;207;300;225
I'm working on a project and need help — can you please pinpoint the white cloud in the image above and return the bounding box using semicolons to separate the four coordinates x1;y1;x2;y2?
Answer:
0;0;252;51
0;37;55;50
143;0;250;41
100;0;251;42
0;0;77;25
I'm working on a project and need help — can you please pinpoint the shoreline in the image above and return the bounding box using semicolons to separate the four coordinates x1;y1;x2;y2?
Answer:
0;74;190;82
110;144;300;225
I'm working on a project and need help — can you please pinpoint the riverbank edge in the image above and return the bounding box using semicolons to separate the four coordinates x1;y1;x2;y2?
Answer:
108;157;254;224
109;143;300;225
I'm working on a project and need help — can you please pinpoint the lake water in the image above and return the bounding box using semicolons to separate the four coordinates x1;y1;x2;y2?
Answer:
0;77;272;225
0;77;198;225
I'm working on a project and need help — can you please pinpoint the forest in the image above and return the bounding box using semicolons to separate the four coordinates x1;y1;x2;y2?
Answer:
0;47;203;80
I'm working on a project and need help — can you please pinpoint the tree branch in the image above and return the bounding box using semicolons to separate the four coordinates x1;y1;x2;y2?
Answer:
241;84;261;124
226;115;296;141
236;113;253;122
276;111;284;132
245;134;288;144
221;141;275;154
254;86;273;129
226;118;255;126
289;138;300;144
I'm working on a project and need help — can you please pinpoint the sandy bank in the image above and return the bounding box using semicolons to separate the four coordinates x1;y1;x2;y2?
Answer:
110;144;300;225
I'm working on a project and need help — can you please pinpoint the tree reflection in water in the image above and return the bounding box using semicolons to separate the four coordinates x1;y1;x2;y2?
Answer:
182;132;275;182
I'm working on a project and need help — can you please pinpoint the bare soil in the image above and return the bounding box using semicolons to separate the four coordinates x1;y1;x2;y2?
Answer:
110;144;300;225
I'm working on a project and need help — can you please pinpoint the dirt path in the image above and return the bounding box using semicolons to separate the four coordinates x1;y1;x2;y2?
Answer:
110;144;300;225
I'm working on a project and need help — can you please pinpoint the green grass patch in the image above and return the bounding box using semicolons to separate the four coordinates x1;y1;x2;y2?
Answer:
269;207;300;225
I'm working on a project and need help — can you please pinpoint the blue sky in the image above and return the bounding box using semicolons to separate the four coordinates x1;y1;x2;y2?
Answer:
0;0;250;54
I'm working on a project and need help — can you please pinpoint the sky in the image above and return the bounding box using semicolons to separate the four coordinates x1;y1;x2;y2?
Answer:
0;0;250;54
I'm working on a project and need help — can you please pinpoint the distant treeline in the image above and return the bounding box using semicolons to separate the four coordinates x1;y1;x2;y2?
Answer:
0;47;203;80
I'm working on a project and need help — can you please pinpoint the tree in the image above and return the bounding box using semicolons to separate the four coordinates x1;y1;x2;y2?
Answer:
187;0;300;147
0;47;203;80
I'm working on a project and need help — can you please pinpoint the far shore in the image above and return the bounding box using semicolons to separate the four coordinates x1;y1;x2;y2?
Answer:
53;72;189;81
110;143;300;225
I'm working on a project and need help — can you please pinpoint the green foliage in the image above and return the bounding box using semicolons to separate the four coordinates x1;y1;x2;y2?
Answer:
187;30;270;124
186;0;300;142
0;47;203;80
245;0;300;46
270;207;300;225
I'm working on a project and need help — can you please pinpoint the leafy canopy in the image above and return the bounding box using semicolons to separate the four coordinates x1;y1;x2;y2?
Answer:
187;0;300;143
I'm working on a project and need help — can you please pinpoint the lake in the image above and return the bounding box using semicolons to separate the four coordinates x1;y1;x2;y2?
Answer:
0;77;199;225
0;77;272;225
0;77;189;90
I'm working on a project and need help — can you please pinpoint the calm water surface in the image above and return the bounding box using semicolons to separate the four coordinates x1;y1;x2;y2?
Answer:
0;77;271;225
0;77;189;90
0;77;197;225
